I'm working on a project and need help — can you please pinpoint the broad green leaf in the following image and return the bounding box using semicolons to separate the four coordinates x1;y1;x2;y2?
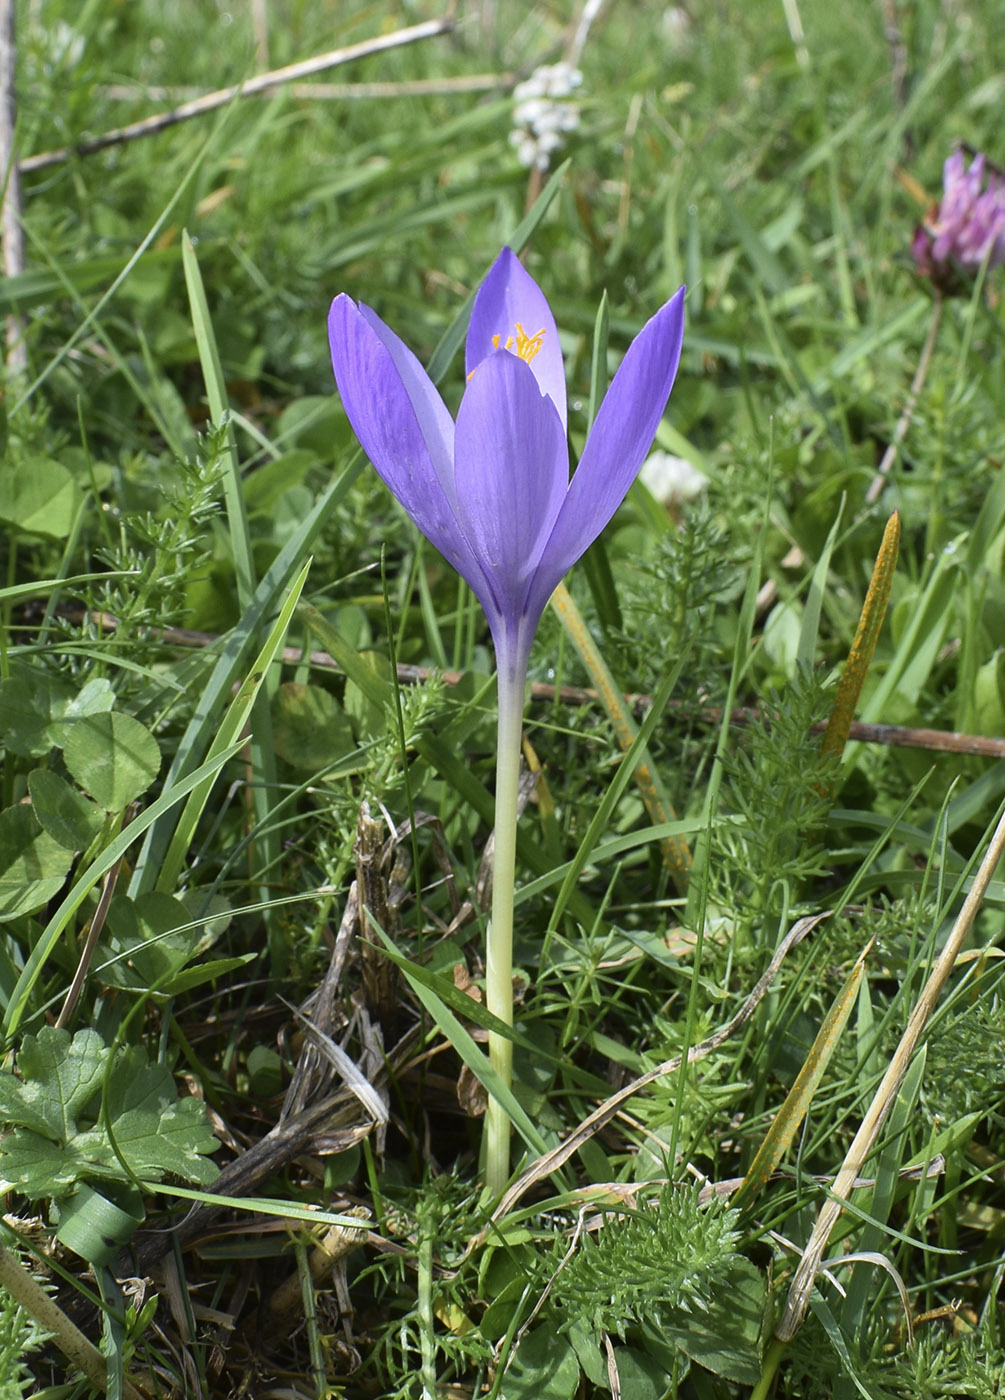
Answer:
343;650;395;739
0;1128;109;1195
655;1258;766;1385
28;770;105;852
272;682;355;769
5;739;246;1037
61;678;116;725
611;1347;668;1400
0;669;112;758
503;1328;581;1400
243;449;316;514
101;891;240;995
103;892;199;988
0;667;74;756
0;806;75;921
972;651;1005;735
763;599;803;676
63;711;161;811
0;456;81;539
55;1182;145;1264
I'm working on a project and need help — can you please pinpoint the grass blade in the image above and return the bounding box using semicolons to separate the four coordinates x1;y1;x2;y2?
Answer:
550;580;692;886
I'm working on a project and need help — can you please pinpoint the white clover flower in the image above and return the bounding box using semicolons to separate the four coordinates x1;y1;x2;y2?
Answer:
50;21;86;70
639;451;708;506
662;7;694;48
509;63;583;171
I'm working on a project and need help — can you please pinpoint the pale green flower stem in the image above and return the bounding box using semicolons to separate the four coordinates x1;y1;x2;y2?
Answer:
484;643;528;1197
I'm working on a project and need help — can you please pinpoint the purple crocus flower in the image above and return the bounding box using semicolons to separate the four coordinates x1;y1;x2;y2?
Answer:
329;249;684;1190
328;247;685;682
912;148;1005;289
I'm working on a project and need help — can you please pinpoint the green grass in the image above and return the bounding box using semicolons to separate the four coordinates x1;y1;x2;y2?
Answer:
1;0;1005;1396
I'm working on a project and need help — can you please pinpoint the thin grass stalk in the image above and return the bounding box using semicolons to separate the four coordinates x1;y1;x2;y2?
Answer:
864;298;944;504
550;581;691;885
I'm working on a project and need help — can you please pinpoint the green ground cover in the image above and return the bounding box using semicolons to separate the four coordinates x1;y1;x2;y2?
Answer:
0;0;1004;1396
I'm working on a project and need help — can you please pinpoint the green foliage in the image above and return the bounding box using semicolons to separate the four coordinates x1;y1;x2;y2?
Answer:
709;669;839;942
0;806;73;920
556;1187;746;1338
1;0;1004;1394
545;1186;767;1386
0;456;81;541
0;1027;219;1220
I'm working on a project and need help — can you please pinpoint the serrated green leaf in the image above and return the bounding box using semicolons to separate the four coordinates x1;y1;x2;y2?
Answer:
0;1028;219;1201
0;1028;104;1142
0;1130;101;1195
113;1099;220;1185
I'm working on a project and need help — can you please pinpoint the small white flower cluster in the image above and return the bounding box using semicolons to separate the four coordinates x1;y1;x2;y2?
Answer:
49;20;86;71
661;7;694;48
509;62;583;172
639;451;708;506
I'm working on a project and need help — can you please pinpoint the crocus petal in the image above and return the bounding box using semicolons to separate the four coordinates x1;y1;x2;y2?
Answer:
466;247;568;426
453;349;569;625
328;295;494;603
523;286;686;625
354;303;458;505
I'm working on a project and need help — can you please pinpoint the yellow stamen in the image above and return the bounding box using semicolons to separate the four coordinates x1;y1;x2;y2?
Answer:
513;323;546;364
469;324;547;381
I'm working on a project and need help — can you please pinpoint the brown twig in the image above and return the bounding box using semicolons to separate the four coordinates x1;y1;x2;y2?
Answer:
55;854;124;1030
19;17;455;174
71;610;1005;761
99;74;511;103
